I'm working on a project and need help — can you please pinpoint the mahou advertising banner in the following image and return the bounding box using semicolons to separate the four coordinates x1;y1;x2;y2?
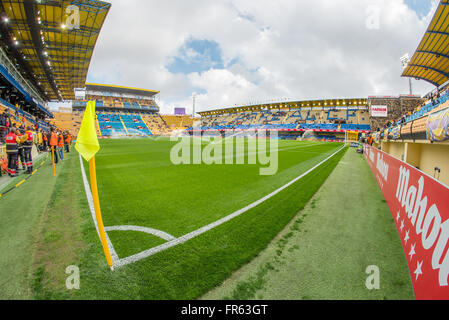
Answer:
364;145;449;299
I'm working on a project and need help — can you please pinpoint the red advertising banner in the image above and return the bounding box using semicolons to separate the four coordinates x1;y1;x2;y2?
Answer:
363;145;449;299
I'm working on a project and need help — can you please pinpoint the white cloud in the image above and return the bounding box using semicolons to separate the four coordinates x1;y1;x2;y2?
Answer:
87;0;438;114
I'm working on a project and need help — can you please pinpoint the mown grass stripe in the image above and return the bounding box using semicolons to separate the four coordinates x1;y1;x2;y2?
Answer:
28;140;348;299
114;145;346;268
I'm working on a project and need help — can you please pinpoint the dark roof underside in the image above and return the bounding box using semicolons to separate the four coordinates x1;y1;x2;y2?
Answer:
0;0;111;101
86;83;159;98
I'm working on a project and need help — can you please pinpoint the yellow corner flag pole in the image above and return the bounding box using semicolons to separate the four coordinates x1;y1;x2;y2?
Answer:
51;146;56;177
75;101;114;271
89;156;113;270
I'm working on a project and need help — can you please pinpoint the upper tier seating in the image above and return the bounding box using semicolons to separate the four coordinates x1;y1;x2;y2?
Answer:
121;114;152;135
188;108;371;132
97;113;127;136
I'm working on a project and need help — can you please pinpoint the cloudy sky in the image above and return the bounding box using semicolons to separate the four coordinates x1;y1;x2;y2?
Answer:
85;0;439;115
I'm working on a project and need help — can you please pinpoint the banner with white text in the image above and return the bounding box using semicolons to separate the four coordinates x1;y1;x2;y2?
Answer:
364;145;449;300
370;105;388;117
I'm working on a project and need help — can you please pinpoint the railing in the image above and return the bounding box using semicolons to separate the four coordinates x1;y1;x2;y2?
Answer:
376;104;449;143
0;48;46;108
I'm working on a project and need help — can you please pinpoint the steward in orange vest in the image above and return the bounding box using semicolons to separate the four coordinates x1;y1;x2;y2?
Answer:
64;132;71;153
58;133;64;148
49;130;58;147
58;132;64;161
49;128;59;164
43;132;48;151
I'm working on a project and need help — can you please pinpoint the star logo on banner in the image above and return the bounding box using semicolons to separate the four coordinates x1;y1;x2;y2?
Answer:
400;220;405;232
409;243;416;261
414;261;423;281
404;230;410;245
396;211;400;221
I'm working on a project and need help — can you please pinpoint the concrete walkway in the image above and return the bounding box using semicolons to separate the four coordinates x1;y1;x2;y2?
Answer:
202;148;414;300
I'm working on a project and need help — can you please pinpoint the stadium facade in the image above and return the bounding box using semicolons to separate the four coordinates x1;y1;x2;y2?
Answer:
71;83;162;137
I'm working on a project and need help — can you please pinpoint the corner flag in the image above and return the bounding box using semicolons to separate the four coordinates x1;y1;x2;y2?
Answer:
75;101;114;270
75;101;100;162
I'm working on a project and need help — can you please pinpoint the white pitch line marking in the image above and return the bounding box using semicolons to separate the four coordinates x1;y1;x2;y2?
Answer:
113;144;346;268
104;225;176;242
80;142;325;263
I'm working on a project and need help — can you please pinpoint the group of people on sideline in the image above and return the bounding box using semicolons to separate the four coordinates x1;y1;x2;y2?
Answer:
1;122;74;178
47;127;73;165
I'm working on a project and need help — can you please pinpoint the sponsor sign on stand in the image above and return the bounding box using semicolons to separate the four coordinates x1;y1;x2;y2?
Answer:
370;105;388;117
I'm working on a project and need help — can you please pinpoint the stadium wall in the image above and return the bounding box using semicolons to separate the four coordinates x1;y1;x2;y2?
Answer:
368;96;425;131
379;140;449;186
363;144;449;300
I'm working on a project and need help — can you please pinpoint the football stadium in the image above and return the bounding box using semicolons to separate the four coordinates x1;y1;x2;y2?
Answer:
0;0;449;306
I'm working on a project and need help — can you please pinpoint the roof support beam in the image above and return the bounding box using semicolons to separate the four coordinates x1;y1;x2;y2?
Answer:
70;0;111;13
416;50;449;60
20;40;93;54
403;75;440;88
427;30;449;37
408;64;449;78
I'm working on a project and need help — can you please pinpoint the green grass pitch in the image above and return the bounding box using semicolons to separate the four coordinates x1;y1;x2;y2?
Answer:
2;138;413;299
93;138;345;257
30;137;347;299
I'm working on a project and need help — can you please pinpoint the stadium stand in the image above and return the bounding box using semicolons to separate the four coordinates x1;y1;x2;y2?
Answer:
141;114;170;135
162;115;195;131
74;84;156;137
188;98;371;142
97;112;127;136
371;87;449;143
70;84;198;137
117;113;152;136
366;84;449;185
50;108;73;134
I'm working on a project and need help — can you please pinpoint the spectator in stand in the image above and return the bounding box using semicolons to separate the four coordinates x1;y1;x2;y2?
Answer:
5;109;10;124
0;113;6;144
0;112;5;128
1;111;9;131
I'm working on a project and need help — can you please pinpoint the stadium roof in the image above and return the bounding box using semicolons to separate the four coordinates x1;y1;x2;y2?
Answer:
199;98;368;116
402;0;449;87
0;0;111;101
85;83;160;97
